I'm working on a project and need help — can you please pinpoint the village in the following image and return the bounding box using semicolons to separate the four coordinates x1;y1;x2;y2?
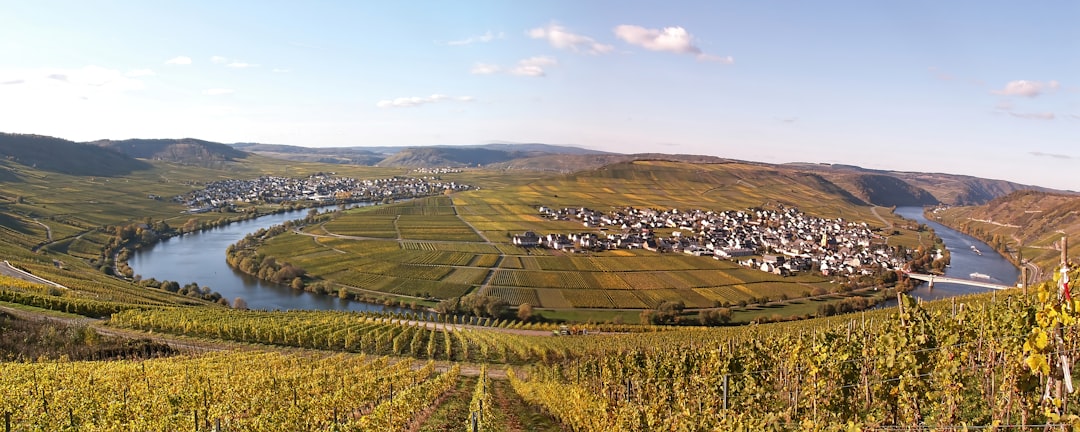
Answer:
174;174;471;212
514;205;911;278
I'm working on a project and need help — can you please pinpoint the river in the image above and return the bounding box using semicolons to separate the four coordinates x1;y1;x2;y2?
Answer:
128;204;407;312
892;206;1020;301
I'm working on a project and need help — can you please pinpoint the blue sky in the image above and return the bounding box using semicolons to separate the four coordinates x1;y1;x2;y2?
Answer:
1;1;1077;190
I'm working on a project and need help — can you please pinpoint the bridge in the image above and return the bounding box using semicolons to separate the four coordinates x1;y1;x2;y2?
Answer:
904;272;1017;291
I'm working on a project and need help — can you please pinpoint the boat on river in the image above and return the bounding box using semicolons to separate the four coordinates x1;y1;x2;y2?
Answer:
970;245;982;256
970;272;991;280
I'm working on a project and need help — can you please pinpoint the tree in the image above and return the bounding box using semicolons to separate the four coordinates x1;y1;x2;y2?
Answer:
232;297;249;310
701;308;732;326
291;277;305;290
517;303;534;322
653;301;686;325
435;298;459;315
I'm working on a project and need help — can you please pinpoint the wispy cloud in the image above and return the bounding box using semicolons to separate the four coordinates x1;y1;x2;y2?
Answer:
613;25;732;63
446;31;504;46
211;56;260;68
165;56;192;65
376;94;474;108
992;80;1060;98
1008;111;1055;120
272;68;291;73
927;66;953;81
470;63;502;75
1030;151;1073;160
0;66;147;97
775;117;798;124
203;88;235;96
528;23;613;54
510;56;557;77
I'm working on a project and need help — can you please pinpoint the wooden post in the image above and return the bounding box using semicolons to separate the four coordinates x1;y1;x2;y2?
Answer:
5;411;10;432
722;374;729;411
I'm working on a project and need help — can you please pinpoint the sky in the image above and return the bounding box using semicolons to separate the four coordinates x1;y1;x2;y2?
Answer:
1;1;1078;190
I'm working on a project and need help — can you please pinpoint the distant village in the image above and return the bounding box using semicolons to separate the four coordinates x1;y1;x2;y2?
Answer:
174;174;471;212
514;205;910;277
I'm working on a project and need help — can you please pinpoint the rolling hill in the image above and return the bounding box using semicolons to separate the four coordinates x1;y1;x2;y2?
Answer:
0;133;152;177
788;163;1056;206
91;138;248;166
933;190;1080;274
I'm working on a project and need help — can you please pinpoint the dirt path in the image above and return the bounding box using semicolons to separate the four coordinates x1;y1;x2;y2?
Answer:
870;206;892;229
31;219;52;241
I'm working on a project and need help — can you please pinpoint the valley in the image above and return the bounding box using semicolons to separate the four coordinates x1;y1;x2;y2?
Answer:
0;133;1074;430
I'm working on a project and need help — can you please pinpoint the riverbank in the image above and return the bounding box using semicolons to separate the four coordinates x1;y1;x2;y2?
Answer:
892;206;1020;301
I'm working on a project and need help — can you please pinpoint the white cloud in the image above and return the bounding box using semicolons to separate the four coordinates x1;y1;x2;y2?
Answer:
204;88;235;95
211;56;259;68
528;24;612;54
272;68;291;73
992;80;1060;98
125;69;155;77
695;54;735;64
614;25;729;62
470;63;502;75
1008;111;1055;120
376;94;474;108
165;56;192;65
510;56;557;77
447;31;504;46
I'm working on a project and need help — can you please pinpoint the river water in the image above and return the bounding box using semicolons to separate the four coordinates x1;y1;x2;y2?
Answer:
128;204;405;312
892;206;1020;300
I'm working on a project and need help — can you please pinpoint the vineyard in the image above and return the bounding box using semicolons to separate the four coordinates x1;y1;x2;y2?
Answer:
0;351;459;431
80;273;1080;429
253;195;854;310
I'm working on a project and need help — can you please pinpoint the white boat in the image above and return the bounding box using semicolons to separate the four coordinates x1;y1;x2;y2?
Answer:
970;272;991;280
970;245;982;256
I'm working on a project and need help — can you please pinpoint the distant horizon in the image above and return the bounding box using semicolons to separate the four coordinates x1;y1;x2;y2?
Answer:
7;129;1074;193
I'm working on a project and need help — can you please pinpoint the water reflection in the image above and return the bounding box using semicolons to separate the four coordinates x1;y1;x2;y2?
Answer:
129;204;411;313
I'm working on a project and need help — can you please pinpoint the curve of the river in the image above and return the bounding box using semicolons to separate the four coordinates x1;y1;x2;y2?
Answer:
893;206;1020;301
129;204;1018;313
129;204;407;313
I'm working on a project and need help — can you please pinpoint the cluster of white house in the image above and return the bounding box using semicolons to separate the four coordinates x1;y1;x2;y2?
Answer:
174;174;470;211
513;205;911;277
411;167;464;174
